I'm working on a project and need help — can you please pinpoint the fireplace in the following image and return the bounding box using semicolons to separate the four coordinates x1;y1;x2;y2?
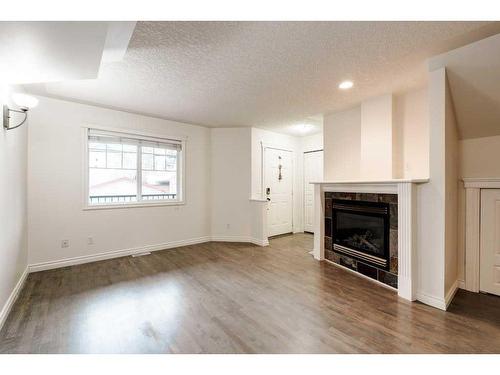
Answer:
324;192;398;289
332;199;390;270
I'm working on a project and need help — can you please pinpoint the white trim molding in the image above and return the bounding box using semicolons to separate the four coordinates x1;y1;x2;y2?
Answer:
464;187;481;292
311;179;428;303
463;177;500;189
417;291;447;311
445;279;460;309
419;279;460;311
211;236;269;247
0;267;29;331
397;182;417;301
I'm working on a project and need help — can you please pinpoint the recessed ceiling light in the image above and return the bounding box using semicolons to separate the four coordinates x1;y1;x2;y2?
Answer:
339;80;354;90
292;123;314;135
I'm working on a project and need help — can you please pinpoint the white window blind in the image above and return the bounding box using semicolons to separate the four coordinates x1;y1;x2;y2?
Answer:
88;129;182;150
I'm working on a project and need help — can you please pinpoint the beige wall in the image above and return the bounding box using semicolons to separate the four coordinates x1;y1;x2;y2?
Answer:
0;85;28;325
323;89;429;182
393;88;430;179
460;134;500;177
360;94;394;179
323;106;361;180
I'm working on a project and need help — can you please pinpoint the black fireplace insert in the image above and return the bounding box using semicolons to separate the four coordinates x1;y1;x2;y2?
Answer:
332;199;390;270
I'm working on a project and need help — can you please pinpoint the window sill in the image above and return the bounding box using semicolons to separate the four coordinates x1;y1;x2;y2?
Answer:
83;200;185;211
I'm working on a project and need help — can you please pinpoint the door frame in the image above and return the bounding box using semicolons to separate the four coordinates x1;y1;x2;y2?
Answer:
261;142;295;234
303;149;323;233
463;178;500;293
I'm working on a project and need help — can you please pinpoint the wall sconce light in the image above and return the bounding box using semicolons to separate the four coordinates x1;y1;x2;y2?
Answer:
3;93;39;130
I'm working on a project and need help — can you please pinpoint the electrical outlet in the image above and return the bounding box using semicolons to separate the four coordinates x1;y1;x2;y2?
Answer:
87;237;94;245
61;240;69;248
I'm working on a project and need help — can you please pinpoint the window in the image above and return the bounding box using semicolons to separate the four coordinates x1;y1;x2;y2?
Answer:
85;128;184;207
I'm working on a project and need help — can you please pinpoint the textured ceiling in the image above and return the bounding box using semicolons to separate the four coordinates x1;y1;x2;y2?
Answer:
429;33;500;140
24;21;500;135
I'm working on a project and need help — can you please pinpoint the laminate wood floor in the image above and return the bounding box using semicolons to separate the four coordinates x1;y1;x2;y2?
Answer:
1;234;499;353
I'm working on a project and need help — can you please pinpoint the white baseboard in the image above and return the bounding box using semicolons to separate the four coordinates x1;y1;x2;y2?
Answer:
29;235;270;273
416;291;447;311
210;236;269;247
445;279;460;309
416;281;460;311
28;236;211;272
252;238;270;247
458;279;465;290
0;267;29;331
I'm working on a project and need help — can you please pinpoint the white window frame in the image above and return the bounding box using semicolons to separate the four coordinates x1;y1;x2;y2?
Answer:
82;125;186;210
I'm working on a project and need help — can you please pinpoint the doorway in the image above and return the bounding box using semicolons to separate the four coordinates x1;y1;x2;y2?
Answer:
263;147;293;237
303;150;323;233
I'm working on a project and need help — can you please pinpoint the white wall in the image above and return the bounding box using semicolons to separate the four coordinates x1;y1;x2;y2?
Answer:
28;96;211;266
0;85;28;324
300;132;323;153
210;127;253;240
323;106;361;180
211;126;304;243
360;94;394;179
27;95;317;268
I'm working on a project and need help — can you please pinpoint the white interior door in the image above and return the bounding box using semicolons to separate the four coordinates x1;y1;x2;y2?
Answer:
264;148;293;237
480;189;500;296
303;150;323;233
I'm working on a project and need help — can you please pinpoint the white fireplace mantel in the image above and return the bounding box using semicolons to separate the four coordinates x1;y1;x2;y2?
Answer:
311;179;428;302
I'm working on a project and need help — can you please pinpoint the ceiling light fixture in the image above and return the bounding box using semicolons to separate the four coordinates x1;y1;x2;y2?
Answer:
338;80;354;90
3;93;39;130
292;123;314;135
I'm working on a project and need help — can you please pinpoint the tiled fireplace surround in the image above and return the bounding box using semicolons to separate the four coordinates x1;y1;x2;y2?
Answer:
324;192;399;289
312;180;427;302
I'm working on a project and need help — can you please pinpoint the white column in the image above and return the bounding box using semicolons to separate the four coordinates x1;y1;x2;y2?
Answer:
397;182;417;301
313;183;324;260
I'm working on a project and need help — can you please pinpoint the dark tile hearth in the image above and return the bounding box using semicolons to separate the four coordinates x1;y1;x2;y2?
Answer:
378;269;398;289
325;248;399;288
